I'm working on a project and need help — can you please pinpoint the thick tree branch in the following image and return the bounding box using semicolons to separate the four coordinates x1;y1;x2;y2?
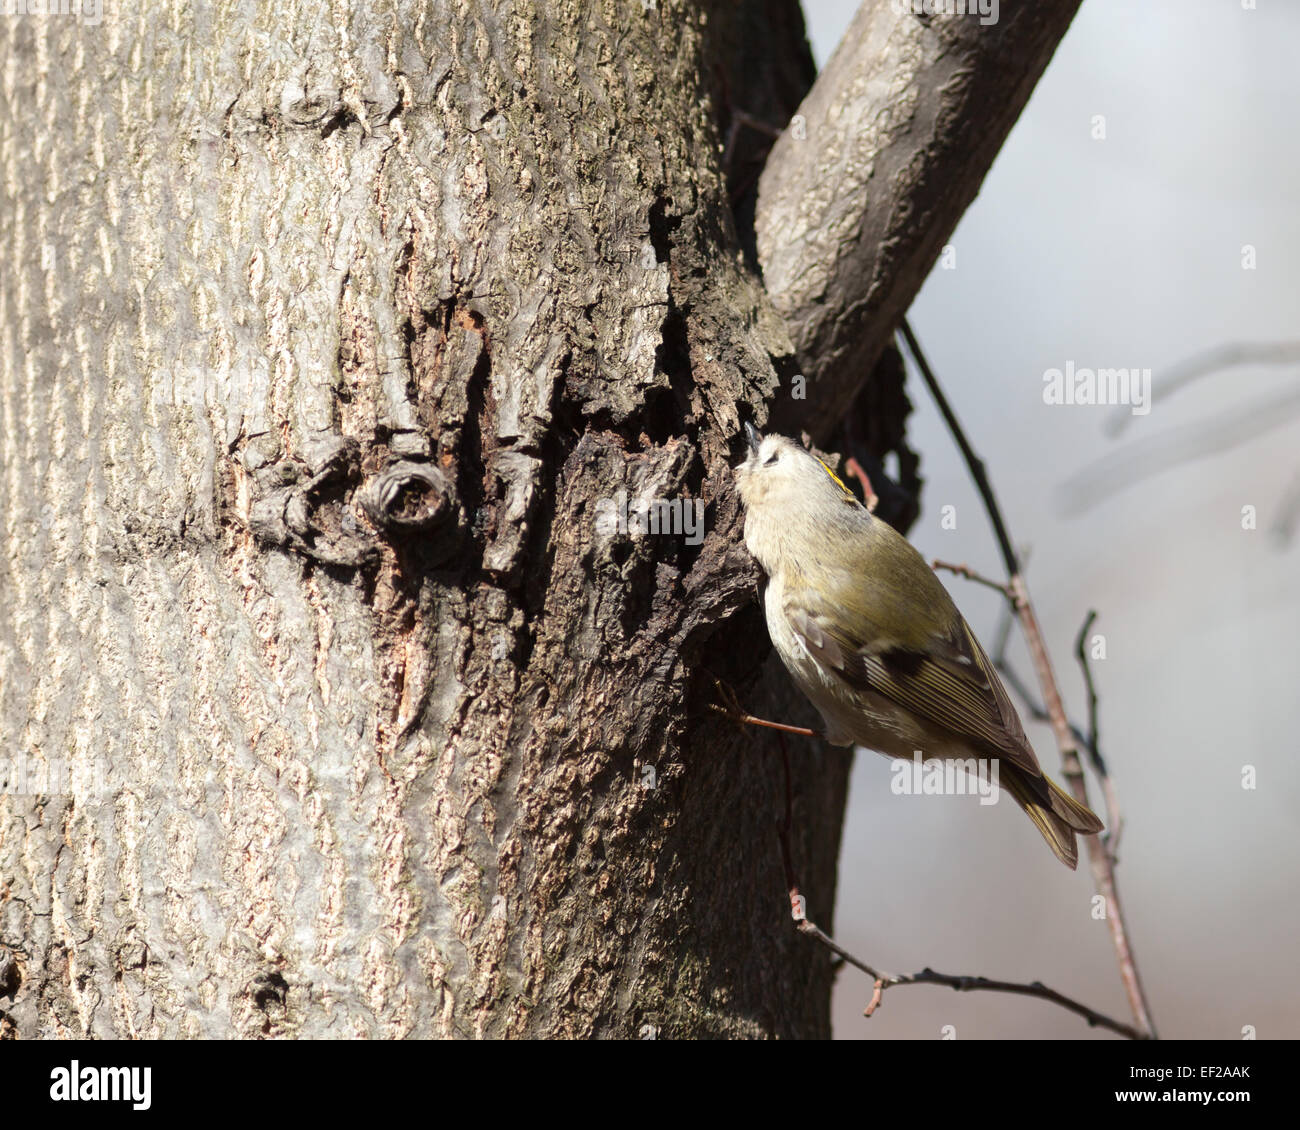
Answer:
755;0;1083;441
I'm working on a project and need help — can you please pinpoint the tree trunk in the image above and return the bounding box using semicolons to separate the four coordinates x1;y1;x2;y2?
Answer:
0;0;1078;1039
0;0;849;1039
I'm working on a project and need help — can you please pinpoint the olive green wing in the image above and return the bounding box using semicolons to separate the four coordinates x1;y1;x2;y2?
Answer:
782;561;1043;777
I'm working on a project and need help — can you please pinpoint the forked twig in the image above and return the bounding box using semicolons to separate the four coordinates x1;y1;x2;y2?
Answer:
767;729;1144;1039
1074;611;1123;859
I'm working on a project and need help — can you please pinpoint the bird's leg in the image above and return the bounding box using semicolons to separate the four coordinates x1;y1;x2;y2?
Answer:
707;676;823;740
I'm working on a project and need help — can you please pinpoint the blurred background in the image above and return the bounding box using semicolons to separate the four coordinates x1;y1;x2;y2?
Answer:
799;0;1300;1039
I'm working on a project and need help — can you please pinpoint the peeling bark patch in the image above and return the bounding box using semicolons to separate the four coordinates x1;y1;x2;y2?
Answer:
246;439;381;569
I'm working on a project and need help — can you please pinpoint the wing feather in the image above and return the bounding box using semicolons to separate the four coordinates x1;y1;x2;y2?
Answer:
784;571;1042;776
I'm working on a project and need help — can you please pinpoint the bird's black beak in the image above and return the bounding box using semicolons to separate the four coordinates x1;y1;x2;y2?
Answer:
743;421;762;456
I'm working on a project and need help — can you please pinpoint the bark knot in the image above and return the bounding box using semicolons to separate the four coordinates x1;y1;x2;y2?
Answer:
359;460;454;535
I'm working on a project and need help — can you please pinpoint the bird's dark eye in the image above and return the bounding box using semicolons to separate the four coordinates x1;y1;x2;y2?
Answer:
763;452;779;466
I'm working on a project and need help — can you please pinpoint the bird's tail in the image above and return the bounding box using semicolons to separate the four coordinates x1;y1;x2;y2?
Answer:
1002;763;1105;870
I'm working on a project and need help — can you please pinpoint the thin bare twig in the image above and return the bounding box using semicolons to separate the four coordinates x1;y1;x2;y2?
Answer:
845;456;879;512
729;109;784;140
970;578;1125;833
991;586;1018;660
861;961;1147;1039
771;732;1144;1039
900;318;1157;1040
1075;611;1103;759
993;637;1124;860
993;653;1093;762
989;598;1102;757
931;559;1014;600
1074;611;1124;860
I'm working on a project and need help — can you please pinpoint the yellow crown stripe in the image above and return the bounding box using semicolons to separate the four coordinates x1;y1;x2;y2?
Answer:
816;456;854;499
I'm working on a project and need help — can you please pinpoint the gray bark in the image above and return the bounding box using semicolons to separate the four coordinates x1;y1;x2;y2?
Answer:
0;0;845;1040
0;0;1073;1039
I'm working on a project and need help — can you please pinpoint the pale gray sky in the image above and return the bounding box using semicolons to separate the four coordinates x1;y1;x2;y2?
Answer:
798;0;1300;1040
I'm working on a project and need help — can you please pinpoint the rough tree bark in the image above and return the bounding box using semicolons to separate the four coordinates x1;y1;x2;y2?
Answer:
0;0;1077;1039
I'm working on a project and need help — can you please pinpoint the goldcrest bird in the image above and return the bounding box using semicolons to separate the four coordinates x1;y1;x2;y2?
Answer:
734;423;1104;869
